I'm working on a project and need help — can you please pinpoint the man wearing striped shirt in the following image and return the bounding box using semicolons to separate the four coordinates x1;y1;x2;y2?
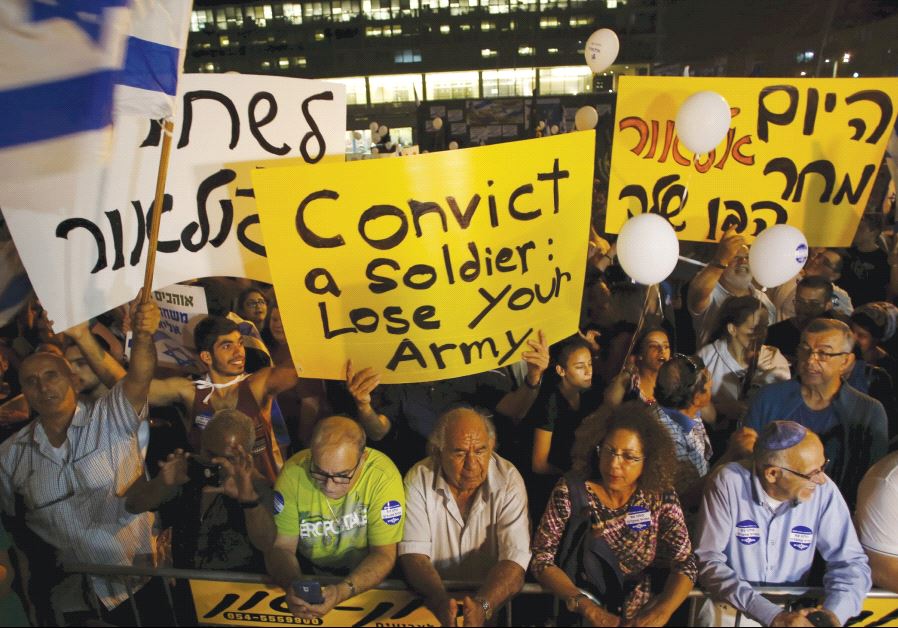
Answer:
0;296;161;624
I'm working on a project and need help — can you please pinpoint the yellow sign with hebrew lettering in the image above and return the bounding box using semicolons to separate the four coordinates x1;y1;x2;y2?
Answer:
252;133;594;383
607;76;898;246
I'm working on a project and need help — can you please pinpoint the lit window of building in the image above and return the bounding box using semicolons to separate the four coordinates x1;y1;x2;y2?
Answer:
482;68;535;97
370;73;423;103
425;70;479;99
283;3;303;24
278;57;289;69
547;47;559;54
219;35;230;46
481;21;494;30
538;65;593;95
191;9;214;32
261;60;271;69
540;17;559;28
459;23;472;30
395;49;423;63
315;30;326;40
295;56;307;67
569;16;593;27
329;76;369;105
518;45;535;56
440;24;451;34
482;48;497;58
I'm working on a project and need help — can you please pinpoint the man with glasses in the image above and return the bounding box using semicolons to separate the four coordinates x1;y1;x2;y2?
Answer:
696;421;870;627
688;226;777;348
268;416;404;622
766;276;845;368
742;318;887;507
769;249;853;323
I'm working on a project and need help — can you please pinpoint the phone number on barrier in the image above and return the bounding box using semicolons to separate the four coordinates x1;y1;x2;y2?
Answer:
224;612;323;625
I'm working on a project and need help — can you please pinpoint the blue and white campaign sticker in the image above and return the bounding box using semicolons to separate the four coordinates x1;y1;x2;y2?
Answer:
194;413;213;429
795;243;809;264
736;520;761;545
273;491;285;515
625;506;652;531
789;525;813;551
381;500;403;525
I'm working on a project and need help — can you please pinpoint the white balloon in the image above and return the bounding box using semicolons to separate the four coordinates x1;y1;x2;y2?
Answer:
352;130;362;140
550;124;560;135
675;91;732;154
371;132;382;143
574;106;599;131
748;225;809;288
369;121;379;133
378;125;389;136
584;28;620;74
432;117;443;130
448;140;459;150
616;214;680;285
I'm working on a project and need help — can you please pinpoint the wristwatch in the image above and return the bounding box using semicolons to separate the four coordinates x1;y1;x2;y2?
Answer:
565;593;588;613
474;596;493;620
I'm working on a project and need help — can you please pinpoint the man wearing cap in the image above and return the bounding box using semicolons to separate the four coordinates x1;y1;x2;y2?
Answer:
742;317;887;507
695;421;870;627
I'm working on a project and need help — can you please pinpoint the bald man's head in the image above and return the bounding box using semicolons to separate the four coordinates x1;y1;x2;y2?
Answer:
309;416;367;499
18;352;78;418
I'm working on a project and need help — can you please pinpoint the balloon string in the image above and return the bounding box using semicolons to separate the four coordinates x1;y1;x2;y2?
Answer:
620;285;654;372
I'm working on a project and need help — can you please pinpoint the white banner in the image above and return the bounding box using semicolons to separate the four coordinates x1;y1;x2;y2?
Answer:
150;282;208;372
0;74;346;332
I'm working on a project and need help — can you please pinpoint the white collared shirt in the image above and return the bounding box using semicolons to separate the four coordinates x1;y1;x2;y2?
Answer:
399;453;531;580
0;382;155;611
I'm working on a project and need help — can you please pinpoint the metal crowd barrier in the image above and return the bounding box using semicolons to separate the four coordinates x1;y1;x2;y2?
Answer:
66;562;898;627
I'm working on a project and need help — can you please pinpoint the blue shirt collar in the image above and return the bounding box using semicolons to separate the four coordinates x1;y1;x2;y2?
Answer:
660;406;700;433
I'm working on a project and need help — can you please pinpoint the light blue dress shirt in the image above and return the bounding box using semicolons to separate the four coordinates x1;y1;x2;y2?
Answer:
695;461;871;625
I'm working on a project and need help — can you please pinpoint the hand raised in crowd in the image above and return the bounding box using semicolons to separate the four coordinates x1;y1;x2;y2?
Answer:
770;610;814;627
713;226;748;268
346;359;380;410
425;594;458;627
578;328;601;354
130;291;161;336
63;319;91;343
287;583;342;620
604;355;637;407
157;449;190;487
208;444;258;503
522;329;550;387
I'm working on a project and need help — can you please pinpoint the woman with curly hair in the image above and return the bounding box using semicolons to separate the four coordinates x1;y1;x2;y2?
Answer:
531;401;697;626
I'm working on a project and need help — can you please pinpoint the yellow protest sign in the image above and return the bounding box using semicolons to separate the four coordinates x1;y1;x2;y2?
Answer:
189;580;440;626
252;133;594;383
607;76;898;246
853;598;898;626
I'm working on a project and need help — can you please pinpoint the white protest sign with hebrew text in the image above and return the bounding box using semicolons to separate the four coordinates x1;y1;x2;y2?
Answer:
1;74;345;332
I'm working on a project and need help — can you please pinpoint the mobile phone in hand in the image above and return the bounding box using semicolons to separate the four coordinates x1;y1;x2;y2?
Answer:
292;580;324;605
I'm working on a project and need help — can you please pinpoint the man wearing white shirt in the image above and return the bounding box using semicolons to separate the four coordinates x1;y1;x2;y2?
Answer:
399;407;531;627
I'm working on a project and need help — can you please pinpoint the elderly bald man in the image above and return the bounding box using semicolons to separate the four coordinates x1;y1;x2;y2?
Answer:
696;421;870;627
268;416;404;622
399;407;531;627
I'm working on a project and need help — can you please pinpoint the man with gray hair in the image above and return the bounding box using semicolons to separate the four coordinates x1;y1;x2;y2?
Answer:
741;317;887;507
696;421;870;627
268;416;404;622
399;407;531;626
125;408;276;572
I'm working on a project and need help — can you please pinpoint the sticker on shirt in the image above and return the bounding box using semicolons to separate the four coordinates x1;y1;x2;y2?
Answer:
795;243;809;264
788;525;813;551
273;491;285;515
736;520;761;545
624;506;652;531
194;413;213;429
381;500;403;525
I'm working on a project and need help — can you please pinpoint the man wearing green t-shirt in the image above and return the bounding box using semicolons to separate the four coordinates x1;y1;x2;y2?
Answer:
268;416;404;621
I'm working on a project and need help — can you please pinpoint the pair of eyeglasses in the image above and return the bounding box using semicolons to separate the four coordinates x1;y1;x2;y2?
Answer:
597;445;644;465
796;345;849;363
769;458;830;482
310;458;362;485
244;298;267;307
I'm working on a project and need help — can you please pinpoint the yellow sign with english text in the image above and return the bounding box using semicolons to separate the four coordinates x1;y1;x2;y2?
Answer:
607;76;898;246
252;133;594;383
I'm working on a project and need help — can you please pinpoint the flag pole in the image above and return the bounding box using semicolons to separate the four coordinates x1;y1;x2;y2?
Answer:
141;118;174;304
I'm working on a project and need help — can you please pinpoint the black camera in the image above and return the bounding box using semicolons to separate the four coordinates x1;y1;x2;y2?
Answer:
186;458;222;487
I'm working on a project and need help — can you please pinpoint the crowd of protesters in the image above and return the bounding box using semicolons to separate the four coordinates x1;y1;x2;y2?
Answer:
0;184;897;628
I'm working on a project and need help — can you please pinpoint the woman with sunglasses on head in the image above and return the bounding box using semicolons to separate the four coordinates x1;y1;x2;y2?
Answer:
531;401;696;627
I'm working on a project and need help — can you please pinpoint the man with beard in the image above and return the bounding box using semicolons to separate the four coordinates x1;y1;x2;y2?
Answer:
150;316;299;484
688;227;777;349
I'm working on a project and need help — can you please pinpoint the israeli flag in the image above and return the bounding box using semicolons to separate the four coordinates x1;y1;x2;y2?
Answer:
115;0;192;119
0;0;132;182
